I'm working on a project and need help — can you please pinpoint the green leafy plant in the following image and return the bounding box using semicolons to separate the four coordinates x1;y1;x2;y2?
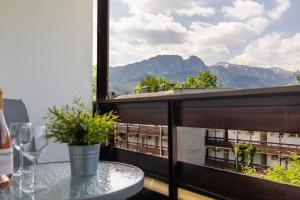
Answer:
265;153;300;185
232;142;247;171
247;144;256;166
45;98;119;145
242;166;258;176
175;70;223;88
135;74;174;94
232;142;256;172
135;84;141;94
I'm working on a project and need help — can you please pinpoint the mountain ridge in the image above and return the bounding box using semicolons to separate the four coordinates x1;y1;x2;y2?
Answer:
109;55;297;94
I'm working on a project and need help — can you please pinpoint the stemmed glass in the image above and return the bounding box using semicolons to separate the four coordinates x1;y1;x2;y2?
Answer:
9;123;32;176
21;126;49;193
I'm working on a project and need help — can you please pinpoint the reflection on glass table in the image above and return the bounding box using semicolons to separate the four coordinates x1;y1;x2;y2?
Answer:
0;162;144;200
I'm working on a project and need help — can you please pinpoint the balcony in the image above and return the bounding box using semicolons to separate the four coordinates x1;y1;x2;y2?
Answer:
206;136;300;155
1;0;300;199
205;156;268;173
99;85;300;200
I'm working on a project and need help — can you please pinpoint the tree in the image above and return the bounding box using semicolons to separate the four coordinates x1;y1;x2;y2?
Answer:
232;142;256;172
175;70;223;88
135;74;174;94
265;153;300;185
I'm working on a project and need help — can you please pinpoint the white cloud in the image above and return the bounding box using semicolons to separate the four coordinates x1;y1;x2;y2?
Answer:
246;17;269;33
102;0;294;67
222;0;265;20
110;13;259;66
222;0;291;34
174;6;215;17
189;21;256;46
230;32;300;71
268;0;291;20
109;12;188;66
121;0;215;17
111;13;187;46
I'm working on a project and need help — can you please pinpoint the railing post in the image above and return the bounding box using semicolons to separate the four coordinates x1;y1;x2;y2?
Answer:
126;123;129;149
168;101;178;200
160;125;163;156
96;0;109;101
137;124;140;151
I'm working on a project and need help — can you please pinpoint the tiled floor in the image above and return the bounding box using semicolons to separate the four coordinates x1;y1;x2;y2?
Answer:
129;177;215;200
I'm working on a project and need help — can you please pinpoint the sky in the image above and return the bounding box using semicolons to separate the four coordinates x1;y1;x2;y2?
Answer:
93;0;300;72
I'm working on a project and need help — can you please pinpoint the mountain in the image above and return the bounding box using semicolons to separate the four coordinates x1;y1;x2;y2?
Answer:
109;55;297;94
110;55;206;84
209;62;297;89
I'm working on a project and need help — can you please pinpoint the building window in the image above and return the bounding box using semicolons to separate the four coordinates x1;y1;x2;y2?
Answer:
141;136;146;144
154;137;159;146
271;155;279;160
279;133;284;137
271;132;283;137
289;133;297;137
215;148;222;152
248;131;254;135
271;132;278;136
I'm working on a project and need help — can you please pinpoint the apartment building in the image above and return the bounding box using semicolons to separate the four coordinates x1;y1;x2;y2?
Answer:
206;129;300;170
115;123;169;156
116;123;300;173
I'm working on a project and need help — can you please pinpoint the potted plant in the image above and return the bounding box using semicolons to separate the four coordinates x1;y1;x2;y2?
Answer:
45;98;118;176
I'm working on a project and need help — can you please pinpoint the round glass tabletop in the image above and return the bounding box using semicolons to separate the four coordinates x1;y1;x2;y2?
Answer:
0;161;144;200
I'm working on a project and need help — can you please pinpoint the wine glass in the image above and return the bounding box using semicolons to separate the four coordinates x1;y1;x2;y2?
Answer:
21;126;49;193
9;123;32;176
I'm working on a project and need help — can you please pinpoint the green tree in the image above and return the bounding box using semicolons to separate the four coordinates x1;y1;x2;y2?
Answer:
242;166;258;176
135;84;141;94
232;142;256;172
265;153;300;185
175;70;223;88
135;74;174;94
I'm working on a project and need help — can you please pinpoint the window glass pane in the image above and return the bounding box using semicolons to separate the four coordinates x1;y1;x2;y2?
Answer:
109;0;300;96
109;0;300;189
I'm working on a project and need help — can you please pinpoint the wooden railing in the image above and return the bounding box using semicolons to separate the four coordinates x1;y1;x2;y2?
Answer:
99;85;300;200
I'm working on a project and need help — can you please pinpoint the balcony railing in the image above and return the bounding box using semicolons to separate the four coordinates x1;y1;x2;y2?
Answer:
115;123;169;156
115;140;168;157
206;136;300;155
99;85;300;200
205;156;268;173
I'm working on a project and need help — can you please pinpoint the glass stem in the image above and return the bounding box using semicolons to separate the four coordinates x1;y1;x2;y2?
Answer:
32;160;36;186
20;149;23;173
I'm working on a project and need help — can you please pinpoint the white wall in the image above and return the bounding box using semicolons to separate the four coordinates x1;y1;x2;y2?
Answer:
208;129;224;138
0;0;93;162
228;130;261;141
177;127;206;166
267;154;286;167
267;132;300;145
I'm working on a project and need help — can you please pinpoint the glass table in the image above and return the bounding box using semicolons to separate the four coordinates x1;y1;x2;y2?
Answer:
0;161;144;200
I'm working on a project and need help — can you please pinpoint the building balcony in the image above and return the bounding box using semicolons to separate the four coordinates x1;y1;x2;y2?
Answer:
205;136;300;156
205;156;268;173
